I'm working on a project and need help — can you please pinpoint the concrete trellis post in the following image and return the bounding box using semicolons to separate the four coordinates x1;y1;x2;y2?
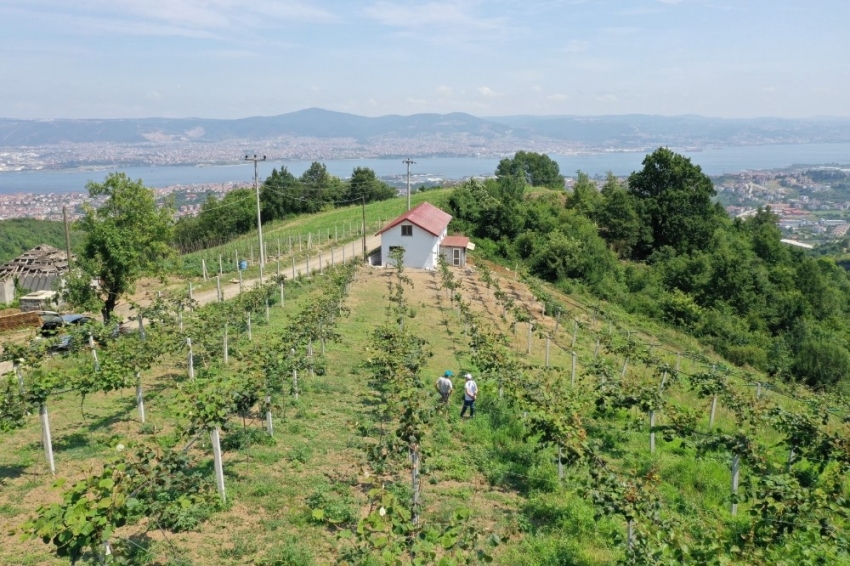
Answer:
594;338;600;359
731;454;740;515
292;256;296;279
88;334;100;371
189;282;193;302
265;395;274;437
558;446;564;481
288;235;292;254
216;275;222;302
14;362;24;393
219;255;223;276
247;312;252;341
40;403;56;475
238;269;243;293
306;255;310;276
202;259;208;282
280;280;285;307
135;372;146;423
138;316;146;341
223;324;229;364
299;233;302;251
571;352;577;387
187;338;194;380
211;427;226;503
545;336;550;367
292;368;299;400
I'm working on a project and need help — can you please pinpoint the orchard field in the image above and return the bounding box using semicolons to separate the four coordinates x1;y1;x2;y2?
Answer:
2;249;850;565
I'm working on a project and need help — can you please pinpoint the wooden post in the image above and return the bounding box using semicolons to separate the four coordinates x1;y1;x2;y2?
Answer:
211;427;227;503
135;373;145;423
187;338;194;380
40;403;56;475
731;454;740;515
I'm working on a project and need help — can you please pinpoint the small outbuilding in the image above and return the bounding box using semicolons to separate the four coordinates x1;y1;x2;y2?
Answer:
0;244;72;293
439;236;475;268
377;202;473;270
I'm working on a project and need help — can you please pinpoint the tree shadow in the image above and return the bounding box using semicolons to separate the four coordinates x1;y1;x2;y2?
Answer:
0;465;28;480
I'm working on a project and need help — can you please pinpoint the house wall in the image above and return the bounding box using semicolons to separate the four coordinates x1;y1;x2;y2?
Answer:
0;278;14;306
381;222;444;269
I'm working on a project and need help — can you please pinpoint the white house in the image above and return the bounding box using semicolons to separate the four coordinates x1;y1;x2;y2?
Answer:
378;202;468;269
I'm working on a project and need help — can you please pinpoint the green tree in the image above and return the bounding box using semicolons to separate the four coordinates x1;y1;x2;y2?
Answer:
627;147;723;259
596;173;642;257
792;338;850;389
73;173;174;322
299;162;344;213
496;151;563;188
260;166;301;221
345;167;397;203
565;171;603;218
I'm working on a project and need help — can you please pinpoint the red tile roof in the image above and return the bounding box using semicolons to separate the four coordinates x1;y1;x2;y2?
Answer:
439;236;470;248
377;202;452;237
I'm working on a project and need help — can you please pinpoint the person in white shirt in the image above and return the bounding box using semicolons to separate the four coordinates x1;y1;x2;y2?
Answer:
435;370;454;403
460;373;478;418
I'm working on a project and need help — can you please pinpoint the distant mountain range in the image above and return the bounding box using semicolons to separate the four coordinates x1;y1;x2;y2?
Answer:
2;108;850;148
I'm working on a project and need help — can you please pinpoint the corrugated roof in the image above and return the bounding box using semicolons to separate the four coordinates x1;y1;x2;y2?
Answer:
377;202;452;237
0;244;73;292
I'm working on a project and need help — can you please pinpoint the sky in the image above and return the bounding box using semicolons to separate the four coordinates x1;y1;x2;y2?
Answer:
1;0;848;120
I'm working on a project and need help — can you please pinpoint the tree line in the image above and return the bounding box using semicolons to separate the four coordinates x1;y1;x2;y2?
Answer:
173;163;396;249
448;148;850;391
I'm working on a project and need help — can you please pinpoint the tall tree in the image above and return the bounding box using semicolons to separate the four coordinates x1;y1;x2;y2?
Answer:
597;173;642;257
565;171;603;218
345;167;397;203
299;162;344;212
73;173;174;322
627;147;722;259
496;151;563;188
260;166;301;221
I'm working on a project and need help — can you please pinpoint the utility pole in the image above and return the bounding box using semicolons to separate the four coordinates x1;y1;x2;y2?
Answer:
245;153;267;283
62;205;73;269
361;195;368;263
403;158;416;211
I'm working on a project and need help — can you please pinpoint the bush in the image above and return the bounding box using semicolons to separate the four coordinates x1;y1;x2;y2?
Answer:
792;338;850;389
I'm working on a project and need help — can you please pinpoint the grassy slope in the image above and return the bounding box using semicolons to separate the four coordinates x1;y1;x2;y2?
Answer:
0;251;845;564
0;218;82;265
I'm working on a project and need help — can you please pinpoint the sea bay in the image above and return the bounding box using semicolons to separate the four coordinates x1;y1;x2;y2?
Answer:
1;143;848;195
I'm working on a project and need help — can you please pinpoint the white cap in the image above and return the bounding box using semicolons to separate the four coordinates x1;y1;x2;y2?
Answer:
465;373;472;380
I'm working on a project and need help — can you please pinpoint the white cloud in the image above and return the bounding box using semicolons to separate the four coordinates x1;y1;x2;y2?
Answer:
435;85;453;95
531;85;542;92
477;86;502;97
406;97;427;104
596;93;618;102
546;93;569;101
562;39;589;53
366;1;504;30
762;86;777;93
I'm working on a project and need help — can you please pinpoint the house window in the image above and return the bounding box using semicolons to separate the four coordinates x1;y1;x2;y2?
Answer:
401;225;413;236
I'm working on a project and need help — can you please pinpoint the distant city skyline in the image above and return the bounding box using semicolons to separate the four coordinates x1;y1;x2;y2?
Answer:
1;0;849;120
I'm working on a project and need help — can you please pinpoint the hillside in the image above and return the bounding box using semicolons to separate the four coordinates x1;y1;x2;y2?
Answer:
1;249;848;564
3;110;850;146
